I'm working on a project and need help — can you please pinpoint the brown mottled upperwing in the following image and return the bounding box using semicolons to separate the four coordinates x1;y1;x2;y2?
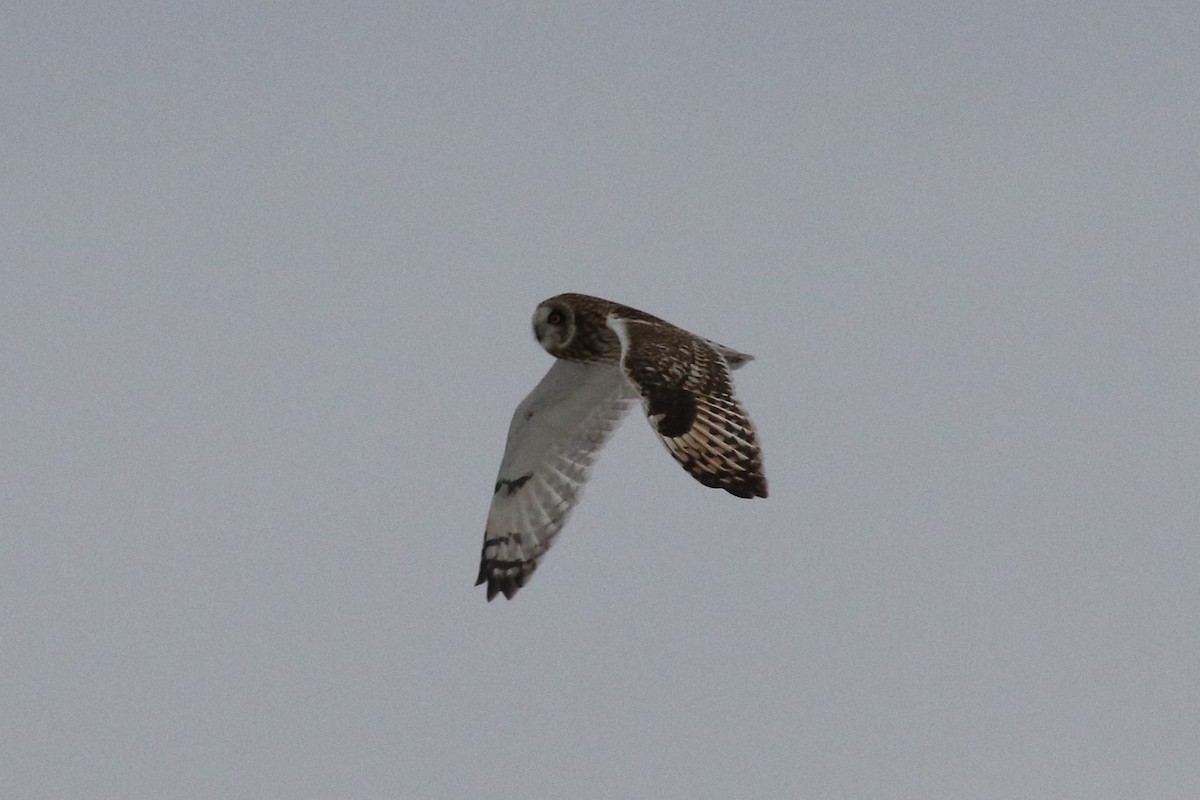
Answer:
610;316;768;499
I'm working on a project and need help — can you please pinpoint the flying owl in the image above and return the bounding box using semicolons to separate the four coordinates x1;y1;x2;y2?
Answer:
477;293;767;600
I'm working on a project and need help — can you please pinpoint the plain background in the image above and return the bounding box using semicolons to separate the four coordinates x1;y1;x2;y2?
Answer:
3;3;1197;798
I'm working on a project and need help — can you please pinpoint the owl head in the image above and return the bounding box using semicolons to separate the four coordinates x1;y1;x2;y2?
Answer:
532;297;577;354
531;294;623;363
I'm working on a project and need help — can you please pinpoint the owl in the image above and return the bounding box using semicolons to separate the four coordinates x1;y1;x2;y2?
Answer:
477;293;767;600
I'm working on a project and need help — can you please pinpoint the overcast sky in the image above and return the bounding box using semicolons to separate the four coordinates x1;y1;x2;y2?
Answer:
3;3;1198;798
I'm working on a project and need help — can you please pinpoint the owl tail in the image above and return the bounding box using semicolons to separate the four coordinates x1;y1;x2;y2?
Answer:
710;341;754;370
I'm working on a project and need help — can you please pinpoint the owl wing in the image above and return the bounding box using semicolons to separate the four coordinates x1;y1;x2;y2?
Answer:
478;359;638;600
607;315;768;499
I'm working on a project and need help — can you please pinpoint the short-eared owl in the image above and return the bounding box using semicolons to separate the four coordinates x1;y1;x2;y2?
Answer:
478;293;767;600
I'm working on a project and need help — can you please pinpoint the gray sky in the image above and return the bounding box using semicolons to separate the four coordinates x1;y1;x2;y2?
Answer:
3;3;1198;798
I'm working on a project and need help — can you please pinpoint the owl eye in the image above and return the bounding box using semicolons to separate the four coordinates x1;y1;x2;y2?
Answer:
547;310;565;325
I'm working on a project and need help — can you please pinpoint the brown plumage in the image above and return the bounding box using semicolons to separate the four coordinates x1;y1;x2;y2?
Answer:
477;293;767;600
614;314;767;499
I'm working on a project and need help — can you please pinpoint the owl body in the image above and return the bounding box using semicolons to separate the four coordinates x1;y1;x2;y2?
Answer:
478;293;767;600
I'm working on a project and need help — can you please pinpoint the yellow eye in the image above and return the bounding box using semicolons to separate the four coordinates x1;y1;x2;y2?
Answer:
547;310;564;325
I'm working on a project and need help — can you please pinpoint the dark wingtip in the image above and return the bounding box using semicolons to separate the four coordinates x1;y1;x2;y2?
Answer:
476;562;528;601
476;575;499;602
481;577;520;601
693;468;767;499
719;474;768;499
